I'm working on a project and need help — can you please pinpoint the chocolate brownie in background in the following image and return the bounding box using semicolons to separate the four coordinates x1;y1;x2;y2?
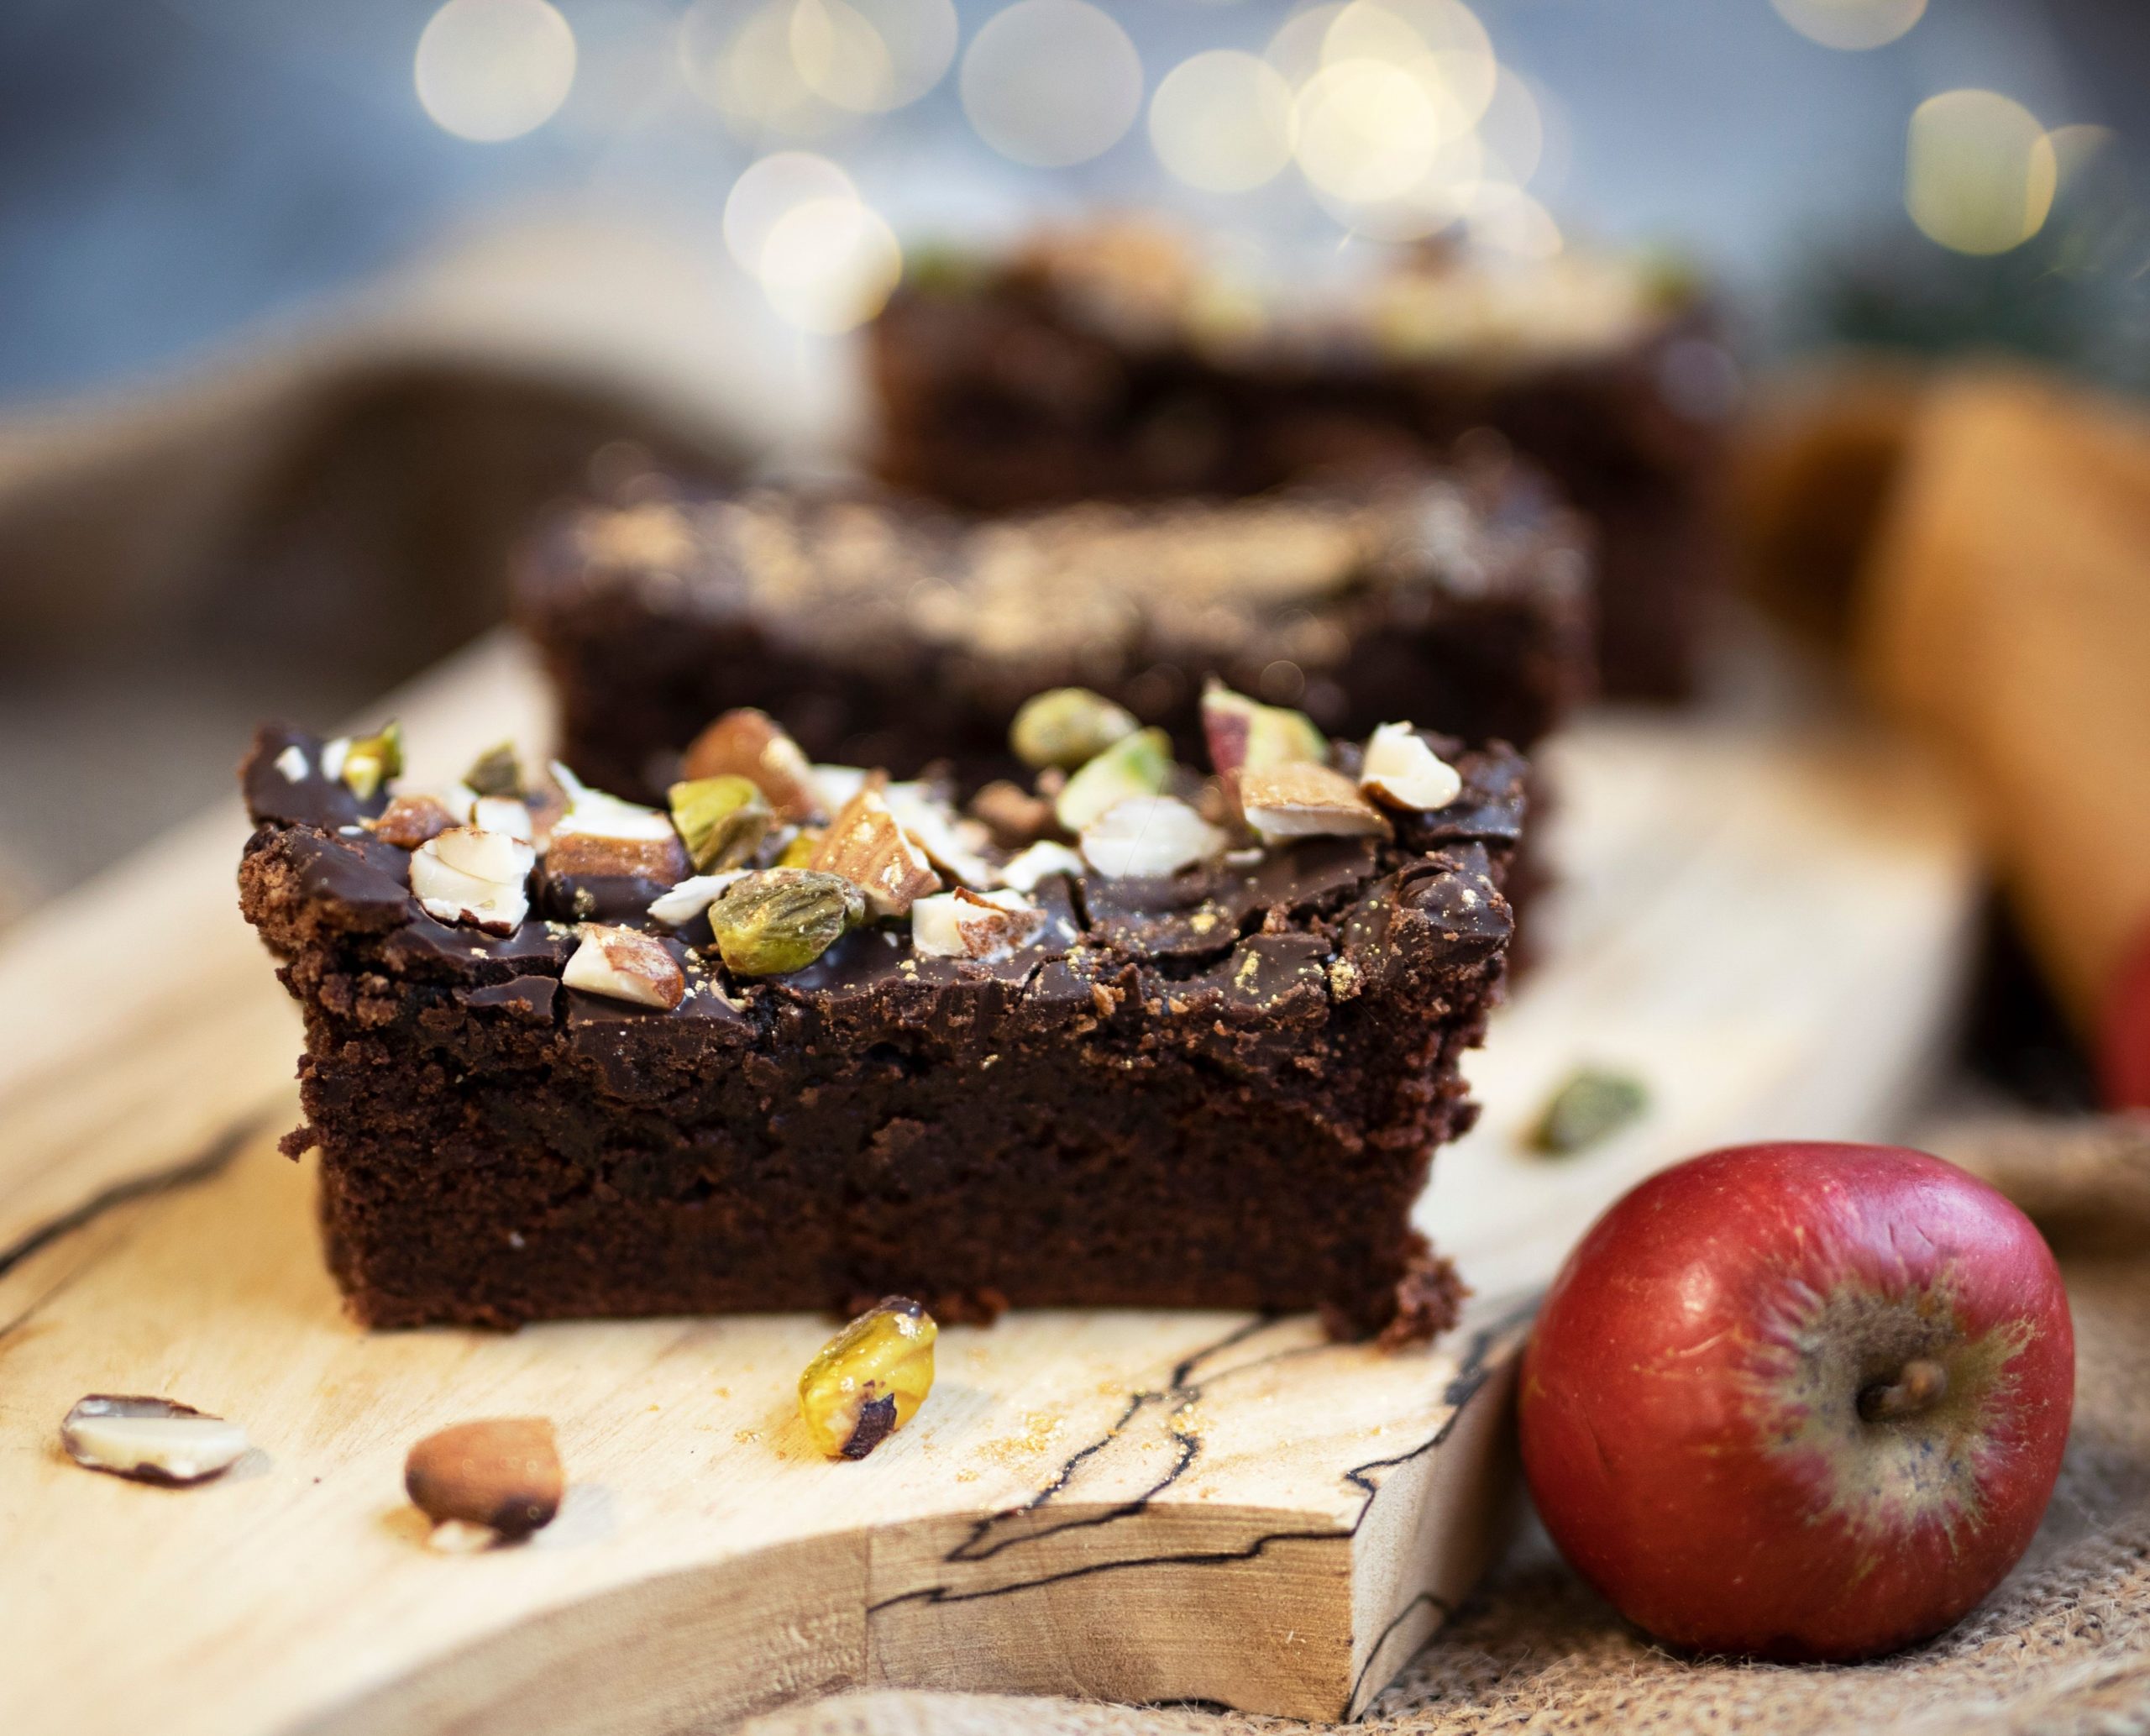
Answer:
237;691;1524;1341
517;461;1590;805
868;219;1734;699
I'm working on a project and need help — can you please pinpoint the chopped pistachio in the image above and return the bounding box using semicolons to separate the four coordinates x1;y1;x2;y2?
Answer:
778;827;822;868
798;1297;937;1460
705;868;863;977
1010;687;1139;772
1053;727;1173;834
338;721;404;800
669;775;773;872
1201;680;1326;779
1531;1069;1649;1156
464;741;524;800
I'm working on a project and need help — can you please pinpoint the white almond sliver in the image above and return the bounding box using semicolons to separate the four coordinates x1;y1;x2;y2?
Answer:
1080;796;1228;879
273;744;311;782
911;889;1046;960
61;1397;248;1486
648;871;750;926
811;765;870;815
471;796;533;840
411;827;534;931
563;924;685;1009
1359;722;1463;812
999;840;1085;892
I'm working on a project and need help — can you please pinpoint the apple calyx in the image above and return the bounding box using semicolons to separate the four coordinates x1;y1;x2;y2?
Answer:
1857;1356;1950;1424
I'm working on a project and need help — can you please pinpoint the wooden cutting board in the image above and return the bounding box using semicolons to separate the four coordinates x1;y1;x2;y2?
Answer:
0;635;1978;1733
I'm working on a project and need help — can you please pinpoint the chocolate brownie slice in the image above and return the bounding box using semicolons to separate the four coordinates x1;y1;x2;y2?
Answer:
237;694;1523;1340
868;222;1733;699
516;464;1589;803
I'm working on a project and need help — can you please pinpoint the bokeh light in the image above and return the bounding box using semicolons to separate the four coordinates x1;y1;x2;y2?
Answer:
1474;65;1544;187
679;0;847;141
1268;0;1512;238
1295;61;1445;203
1904;89;2058;255
2048;123;2116;191
961;1;1145;168
1265;3;1348;87
724;152;858;274
1770;0;1926;51
757;196;904;332
1149;50;1297;193
790;0;958;113
415;0;576;142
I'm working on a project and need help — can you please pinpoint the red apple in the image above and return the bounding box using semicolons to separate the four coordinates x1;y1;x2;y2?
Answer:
1519;1141;2073;1660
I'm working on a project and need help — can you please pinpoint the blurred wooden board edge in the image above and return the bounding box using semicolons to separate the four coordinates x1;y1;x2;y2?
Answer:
0;630;1980;1733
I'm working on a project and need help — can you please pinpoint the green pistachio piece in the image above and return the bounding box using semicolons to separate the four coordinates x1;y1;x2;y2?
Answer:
669;775;773;873
1053;727;1173;834
1531;1069;1649;1156
1010;687;1140;772
339;721;404;800
1201;680;1327;779
464;741;524;800
705;868;863;977
777;827;822;868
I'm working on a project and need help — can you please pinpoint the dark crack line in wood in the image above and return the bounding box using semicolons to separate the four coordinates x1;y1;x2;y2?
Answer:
942;1314;1282;1564
873;1524;1359;1613
0;1111;268;1284
888;1293;1543;1607
1335;1293;1543;1505
1346;1591;1454;1715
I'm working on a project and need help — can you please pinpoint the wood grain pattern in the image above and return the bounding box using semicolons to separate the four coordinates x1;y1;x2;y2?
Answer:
0;634;1978;1732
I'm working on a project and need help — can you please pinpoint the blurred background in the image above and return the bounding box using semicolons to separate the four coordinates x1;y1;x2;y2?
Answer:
3;0;2146;401
0;0;2144;1074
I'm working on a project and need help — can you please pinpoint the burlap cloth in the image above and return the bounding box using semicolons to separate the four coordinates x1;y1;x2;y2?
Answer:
730;1116;2150;1736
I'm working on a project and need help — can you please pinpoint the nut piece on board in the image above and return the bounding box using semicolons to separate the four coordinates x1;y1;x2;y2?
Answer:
798;1298;938;1460
60;1395;249;1487
405;1418;564;1546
